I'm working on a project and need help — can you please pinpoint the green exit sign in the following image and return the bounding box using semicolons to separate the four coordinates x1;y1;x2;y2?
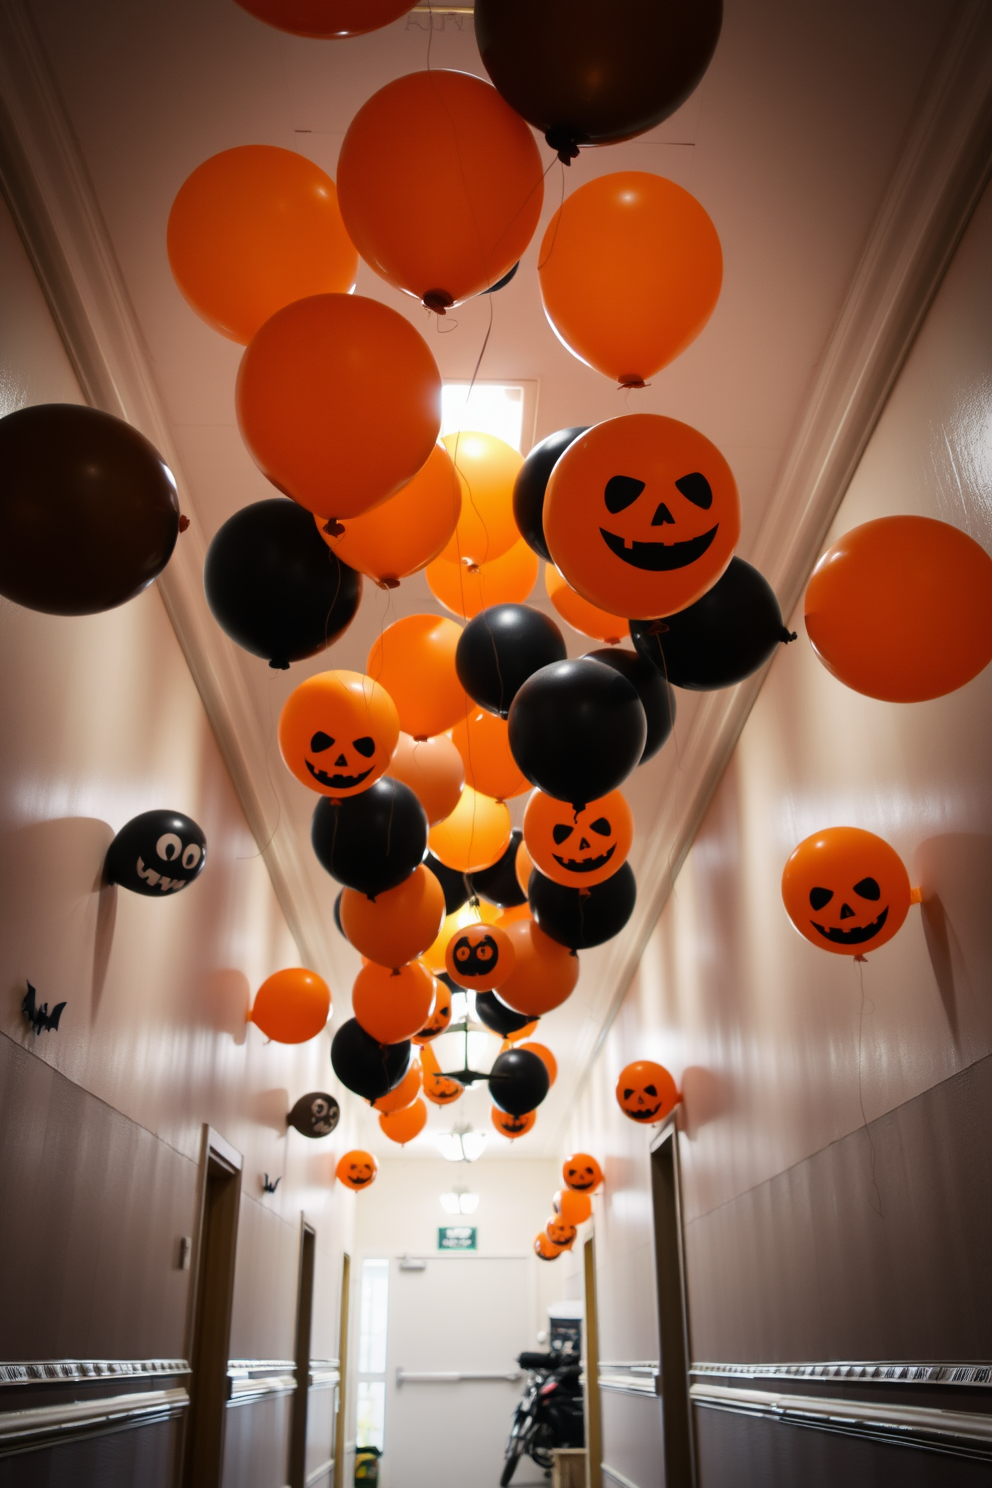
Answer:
438;1225;477;1251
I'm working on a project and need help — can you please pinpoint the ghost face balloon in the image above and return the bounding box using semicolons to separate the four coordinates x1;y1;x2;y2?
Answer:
104;810;207;895
287;1091;341;1139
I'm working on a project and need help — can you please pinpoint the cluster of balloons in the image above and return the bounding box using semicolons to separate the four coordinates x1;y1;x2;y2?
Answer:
534;1152;604;1262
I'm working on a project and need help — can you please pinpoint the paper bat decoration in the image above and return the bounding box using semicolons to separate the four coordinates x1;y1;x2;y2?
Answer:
22;982;66;1034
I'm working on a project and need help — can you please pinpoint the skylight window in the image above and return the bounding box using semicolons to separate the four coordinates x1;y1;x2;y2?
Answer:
441;382;526;452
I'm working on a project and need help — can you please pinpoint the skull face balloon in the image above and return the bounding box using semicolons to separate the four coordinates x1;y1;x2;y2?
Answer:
104;810;206;896
287;1091;341;1139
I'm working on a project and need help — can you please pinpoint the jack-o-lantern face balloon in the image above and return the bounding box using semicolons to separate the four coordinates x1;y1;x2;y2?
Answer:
616;1061;679;1124
420;1044;464;1105
523;789;632;888
491;1105;536;1140
412;980;452;1044
546;1215;577;1249
553;1189;592;1225
336;1149;378;1190
445;922;515;991
781;827;912;956
534;1232;564;1261
104;810;207;896
287;1091;340;1139
279;669;399;797
544;414;740;621
562;1153;604;1192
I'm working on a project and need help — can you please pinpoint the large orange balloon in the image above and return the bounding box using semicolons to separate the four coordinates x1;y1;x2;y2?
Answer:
804;516;992;702
336;1150;378;1190
515;839;534;896
337;70;544;309
167;147;357;345
249;968;330;1043
781;827;912;957
427;538;538;619
545;564;628;644
388;733;464;825
539;172;722;386
235;0;412;37
341;865;446;968
450;710;529;801
545;414;741;620
492;1105;536;1139
429;787;512;873
519;1041;557;1085
352;960;435;1043
236;294;441;519
553;1189;591;1225
616;1060;679;1124
367;615;468;740
495;918;579;1015
563;1153;604;1192
317;443;461;586
379;1098;428;1144
279;670;399;797
524;789;633;888
373;1060;423;1113
497;903;533;929
439;432;524;567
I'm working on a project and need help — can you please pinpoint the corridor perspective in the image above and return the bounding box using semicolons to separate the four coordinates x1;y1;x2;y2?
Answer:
2;2;992;1485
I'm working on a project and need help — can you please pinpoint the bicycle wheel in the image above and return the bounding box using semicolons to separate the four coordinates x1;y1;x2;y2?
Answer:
501;1419;527;1487
529;1420;555;1471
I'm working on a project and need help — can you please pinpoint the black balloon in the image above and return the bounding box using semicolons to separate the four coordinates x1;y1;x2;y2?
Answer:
311;779;427;898
476;0;722;161
333;891;345;936
488;1047;550;1116
456;604;566;718
629;559;796;691
0;404;179;615
512;427;587;562
584;649;675;762
529;862;637;950
508;658;646;807
204;497;361;669
481;261;519;295
475;989;536;1038
104;810;206;896
424;851;470;916
287;1091;340;1139
331;1019;411;1102
467;828;528;908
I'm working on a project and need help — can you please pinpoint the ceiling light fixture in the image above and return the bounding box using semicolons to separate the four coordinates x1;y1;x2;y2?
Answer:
440;1188;480;1216
435;1125;488;1163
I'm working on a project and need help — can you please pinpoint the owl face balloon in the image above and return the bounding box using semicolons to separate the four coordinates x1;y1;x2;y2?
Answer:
287;1091;341;1139
104;810;206;896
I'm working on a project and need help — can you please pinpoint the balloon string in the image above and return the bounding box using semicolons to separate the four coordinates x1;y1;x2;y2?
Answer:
537;161;567;271
857;958;884;1218
239;669;284;860
322;545;345;650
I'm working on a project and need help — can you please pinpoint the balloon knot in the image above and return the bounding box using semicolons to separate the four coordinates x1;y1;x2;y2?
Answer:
545;127;580;164
268;658;290;671
782;628;798;644
647;620;669;635
578;888;591;899
467;563;480;574
423;289;454;315
323;518;345;537
390;967;401;977
618;375;648;390
854;953;868;963
413;735;429;743
178;513;190;532
572;803;586;816
910;886;923;904
376;576;401;590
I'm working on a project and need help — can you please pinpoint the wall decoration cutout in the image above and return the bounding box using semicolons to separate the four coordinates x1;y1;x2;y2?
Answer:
22;982;65;1035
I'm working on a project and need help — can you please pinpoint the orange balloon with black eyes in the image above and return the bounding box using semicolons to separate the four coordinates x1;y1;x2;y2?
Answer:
279;670;399;798
336;1150;378;1190
420;1043;464;1105
445;922;516;991
491;1105;537;1139
544;414;741;621
553;1189;592;1225
563;1153;604;1193
534;1232;565;1261
379;1097;428;1145
616;1061;679;1124
523;789;633;888
412;979;452;1044
546;1215;577;1250
781;827;913;956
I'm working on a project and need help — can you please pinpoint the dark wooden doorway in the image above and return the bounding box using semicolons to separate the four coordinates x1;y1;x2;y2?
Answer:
650;1123;696;1488
289;1221;317;1488
332;1253;351;1488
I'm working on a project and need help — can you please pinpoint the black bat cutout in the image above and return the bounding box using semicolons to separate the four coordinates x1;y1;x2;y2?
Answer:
22;982;65;1034
262;1174;281;1194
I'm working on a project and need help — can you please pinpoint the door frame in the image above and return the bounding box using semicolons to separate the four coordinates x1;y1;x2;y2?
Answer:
332;1252;351;1488
649;1119;696;1488
290;1218;317;1488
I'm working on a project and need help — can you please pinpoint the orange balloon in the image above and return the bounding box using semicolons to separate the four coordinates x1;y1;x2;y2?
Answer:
450;710;529;801
616;1061;679;1124
420;1043;464;1105
497;903;533;929
167;146;357;345
534;1232;565;1261
553;1189;592;1225
445;922;516;991
412;978;453;1043
336;1150;377;1190
439;433;524;567
249;968;330;1043
422;901;501;974
352;960;435;1043
539;172;722;386
234;0;413;37
545;564;628;644
341;866;446;968
492;1105;537;1139
503;1018;539;1044
279;670;399;798
427;538;538;619
337;70;544;309
236;293;441;519
429;787;512;873
563;1153;604;1192
388;733;465;826
545;414;741;620
495;919;579;1016
804;515;992;702
373;1060;423;1113
524;789;633;888
519;1041;557;1086
546;1215;576;1250
781;827;912;957
515;839;534;896
379;1097;428;1144
367;615;468;740
317;443;461;586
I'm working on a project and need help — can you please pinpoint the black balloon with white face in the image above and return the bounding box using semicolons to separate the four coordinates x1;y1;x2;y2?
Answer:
287;1091;341;1139
104;810;207;896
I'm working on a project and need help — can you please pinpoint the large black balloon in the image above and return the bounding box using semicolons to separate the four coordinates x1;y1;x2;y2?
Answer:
311;779;427;897
424;851;470;916
508;658;646;807
287;1092;340;1139
629;559;796;691
0;404;179;615
475;989;535;1038
331;1019;411;1102
456;604;567;718
104;810;206;896
488;1047;550;1116
529;863;637;950
204;497;361;669
475;0;723;161
584;649;675;763
512;427;587;562
467;828;527;908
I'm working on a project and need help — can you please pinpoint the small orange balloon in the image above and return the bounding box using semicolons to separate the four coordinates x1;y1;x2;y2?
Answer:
538;172;722;386
167;146;358;345
427;538;538;619
379;1097;428;1144
524;789;633;888
236;293;441;519
429;787;512;874
353;960;436;1043
804;515;992;702
515;840;534;897
438;432;525;567
546;1215;576;1250
412;978;453;1043
373;1060;423;1113
495;919;579;1016
563;1153;604;1192
445;922;516;991
279;670;399;798
518;1041;557;1086
249;968;330;1043
420;1043;464;1105
781;827;912;957
317;443;461;586
545;414;741;621
534;1232;565;1261
545;564;628;644
553;1189;592;1225
492;1105;537;1139
422;901;501;974
450;710;529;802
336;1149;378;1190
616;1061;679;1124
341;865;446;968
503;1018;539;1044
234;0;413;38
388;733;465;826
367;614;468;740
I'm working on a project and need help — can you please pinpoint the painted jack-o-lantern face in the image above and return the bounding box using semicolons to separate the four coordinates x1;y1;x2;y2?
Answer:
524;789;632;889
279;669;399;798
534;1232;564;1261
336;1149;378;1190
544;413;741;621
104;810;207;896
562;1153;604;1192
546;1215;577;1249
445;923;515;991
412;983;452;1044
491;1105;536;1140
616;1061;679;1124
420;1043;464;1105
288;1091;340;1139
781;826;912;956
